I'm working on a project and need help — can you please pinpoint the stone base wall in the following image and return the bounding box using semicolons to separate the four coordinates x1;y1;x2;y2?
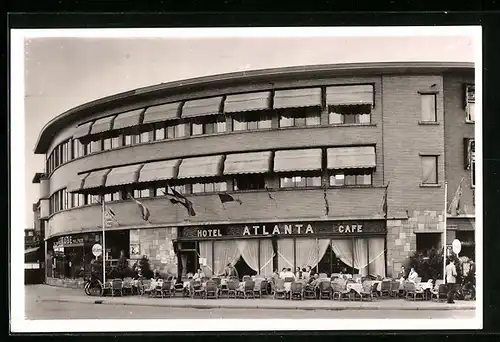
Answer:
386;210;445;277
46;276;86;289
129;227;177;278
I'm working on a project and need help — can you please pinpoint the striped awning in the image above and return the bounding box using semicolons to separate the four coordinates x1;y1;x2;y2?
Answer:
81;169;111;190
66;173;89;193
90;116;115;135
224;151;272;175
113;109;144;130
73;122;93;139
327;146;376;169
326;85;374;106
143;102;181;124
224;91;271;113
106;164;142;187
274;149;322;172
177;155;224;179
138;159;180;183
273;88;322;109
182;97;223;118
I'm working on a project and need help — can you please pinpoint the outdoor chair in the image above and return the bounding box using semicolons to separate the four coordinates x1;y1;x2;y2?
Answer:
303;283;316;299
332;281;350;301
211;277;221;288
359;281;374;301
405;282;425;301
140;280;152;296
253;278;263;298
274;279;287;300
227;279;238;299
390;281;400;297
205;280;218;299
431;284;448;302
380;280;392;298
111;279;123;297
242;275;251;282
370;281;380;298
121;278;133;296
102;281;112;296
159;281;172;298
259;279;269;297
318;280;332;300
153;280;163;298
243;280;256;299
290;281;304;300
191;280;204;299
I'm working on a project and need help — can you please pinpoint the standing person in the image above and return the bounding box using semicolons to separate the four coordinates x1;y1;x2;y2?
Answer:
445;258;458;304
279;268;286;279
295;267;303;280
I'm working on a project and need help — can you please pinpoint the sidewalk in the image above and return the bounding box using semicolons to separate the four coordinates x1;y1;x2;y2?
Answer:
27;285;476;311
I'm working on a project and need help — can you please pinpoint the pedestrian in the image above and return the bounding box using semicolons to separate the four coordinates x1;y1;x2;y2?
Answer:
445;257;458;304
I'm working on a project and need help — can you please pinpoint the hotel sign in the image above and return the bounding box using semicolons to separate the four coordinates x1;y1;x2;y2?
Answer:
183;221;385;239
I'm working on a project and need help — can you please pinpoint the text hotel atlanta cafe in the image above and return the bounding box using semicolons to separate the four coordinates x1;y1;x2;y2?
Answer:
32;62;476;285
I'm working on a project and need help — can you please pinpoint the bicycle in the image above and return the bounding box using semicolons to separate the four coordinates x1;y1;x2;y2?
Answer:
456;278;476;301
84;274;104;296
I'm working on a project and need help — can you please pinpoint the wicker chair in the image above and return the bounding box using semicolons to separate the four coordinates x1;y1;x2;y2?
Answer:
253;278;263;298
318;280;332;300
211;277;221;288
431;284;448;302
359;281;374;301
237;280;255;299
122;278;133;296
332;281;351;301
380;280;392;298
405;282;425;301
290;282;304;300
274;278;287;299
259;279;269;297
160;281;172;298
191;280;204;299
227;279;238;298
242;275;251;282
303;282;316;299
102;281;112;296
111;279;123;297
205;280;218;299
390;281;400;297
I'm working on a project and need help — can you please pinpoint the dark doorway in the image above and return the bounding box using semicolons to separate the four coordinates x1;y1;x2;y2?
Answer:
234;257;256;279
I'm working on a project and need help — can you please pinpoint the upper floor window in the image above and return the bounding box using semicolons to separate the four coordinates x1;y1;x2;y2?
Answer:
420;93;437;122
192;115;226;136
421;155;438;185
328;104;371;125
73;139;84;159
192;181;227;194
104;192;121;202
232;112;272;131
279;173;321;188
329;170;372;186
134;189;151;198
465;84;475;122
233;174;266;191
279;107;321;128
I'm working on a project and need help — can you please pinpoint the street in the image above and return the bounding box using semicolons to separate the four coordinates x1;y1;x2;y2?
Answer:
26;300;475;320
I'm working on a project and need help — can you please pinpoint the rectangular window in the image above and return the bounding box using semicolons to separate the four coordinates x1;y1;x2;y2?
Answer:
471;160;475;188
279;174;322;188
140;131;150;143
232;113;272;131
71;193;78;208
420;94;437;122
465;84;475;122
134;189;151;198
103;138;112;150
192;122;203;135
192;183;204;194
328;104;372;125
329;171;372;186
154;187;166;197
166;125;175;139
421;156;438;184
191;182;224;193
123;134;133;146
233;174;266;191
154;126;166;141
175;123;188;138
279;108;321;128
73;139;81;158
172;185;186;194
63;189;68;210
91;139;102;153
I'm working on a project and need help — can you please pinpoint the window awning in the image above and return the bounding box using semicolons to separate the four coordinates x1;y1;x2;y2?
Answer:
73;122;93;139
66;173;89;193
112;109;144;130
224;91;271;113
273;88;322;109
327;146;376;169
224;151;272;175
182;97;223;118
138;159;180;183
81;169;111;190
143;102;181;124
90;116;115;135
177;155;224;179
106;164;142;187
326;85;374;106
274;149;322;172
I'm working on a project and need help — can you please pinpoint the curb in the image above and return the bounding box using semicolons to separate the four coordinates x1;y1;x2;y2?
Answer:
40;297;476;311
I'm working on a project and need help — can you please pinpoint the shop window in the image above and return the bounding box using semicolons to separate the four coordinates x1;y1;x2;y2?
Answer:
279;173;321;188
456;231;475;261
279;107;321;128
416;233;441;252
232;112;272;131
134;189;151;198
192;181;227;194
192;115;226;136
465;84;475;123
329;171;372;186
421;155;438;184
233;174;266;191
420;94;437;122
328;104;371;125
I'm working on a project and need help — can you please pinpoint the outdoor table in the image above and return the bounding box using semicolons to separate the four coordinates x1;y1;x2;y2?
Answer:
346;283;363;294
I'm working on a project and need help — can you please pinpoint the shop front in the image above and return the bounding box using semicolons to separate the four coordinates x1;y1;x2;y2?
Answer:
177;220;387;279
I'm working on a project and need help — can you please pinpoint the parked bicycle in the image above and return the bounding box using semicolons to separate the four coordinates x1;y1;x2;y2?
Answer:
456;278;476;301
84;273;104;296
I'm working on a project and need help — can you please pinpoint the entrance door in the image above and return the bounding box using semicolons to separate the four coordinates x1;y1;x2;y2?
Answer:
179;250;197;277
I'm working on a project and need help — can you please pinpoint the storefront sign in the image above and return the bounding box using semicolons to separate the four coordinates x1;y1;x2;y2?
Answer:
53;235;84;248
182;220;385;239
92;244;103;257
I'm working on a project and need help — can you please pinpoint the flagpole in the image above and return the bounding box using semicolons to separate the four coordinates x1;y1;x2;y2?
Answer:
101;195;106;284
443;181;448;282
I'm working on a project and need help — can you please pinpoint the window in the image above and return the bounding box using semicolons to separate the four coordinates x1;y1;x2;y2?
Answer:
465;84;475;122
192;115;226;135
192;181;227;194
416;233;441;252
279;107;321;128
73;139;84;159
62;189;68;210
232;112;272;131
329;171;372;186
420;94;437;122
233;174;266;191
328;104;371;125
154;125;166;141
91;139;102;153
471;160;476;188
175;123;189;138
140;131;150;143
421;156;438;184
104;192;120;202
103;138;112;150
134;189;151;198
123;134;133;146
280;174;321;188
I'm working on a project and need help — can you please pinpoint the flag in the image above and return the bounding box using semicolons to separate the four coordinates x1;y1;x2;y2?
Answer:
266;187;278;208
218;193;242;205
323;189;329;216
104;206;120;226
166;186;196;216
448;177;464;215
128;193;151;222
382;183;389;219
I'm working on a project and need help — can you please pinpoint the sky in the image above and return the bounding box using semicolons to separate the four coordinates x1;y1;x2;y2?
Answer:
22;29;476;227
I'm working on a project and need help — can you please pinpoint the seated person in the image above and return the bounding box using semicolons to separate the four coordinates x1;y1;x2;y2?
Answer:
302;268;309;281
408;268;419;282
279;268;287;279
193;268;205;280
283;268;296;281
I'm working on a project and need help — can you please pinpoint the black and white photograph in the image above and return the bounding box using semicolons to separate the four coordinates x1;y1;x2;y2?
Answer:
10;26;482;332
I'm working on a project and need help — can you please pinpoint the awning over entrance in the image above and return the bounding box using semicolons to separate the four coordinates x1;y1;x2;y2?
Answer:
66;173;89;193
326;85;374;106
73;121;93;139
143;102;181;124
327;146;376;169
223;151;272;175
90;115;115;135
138;159;180;183
112;108;144;130
106;164;142;187
224;91;271;113
81;169;111;190
177;155;224;179
182;96;223;118
273;88;322;109
274;149;322;172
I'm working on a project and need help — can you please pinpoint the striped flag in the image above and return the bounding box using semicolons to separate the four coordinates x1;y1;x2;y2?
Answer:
128;193;151;222
448;177;464;215
166;186;196;216
218;193;242;205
